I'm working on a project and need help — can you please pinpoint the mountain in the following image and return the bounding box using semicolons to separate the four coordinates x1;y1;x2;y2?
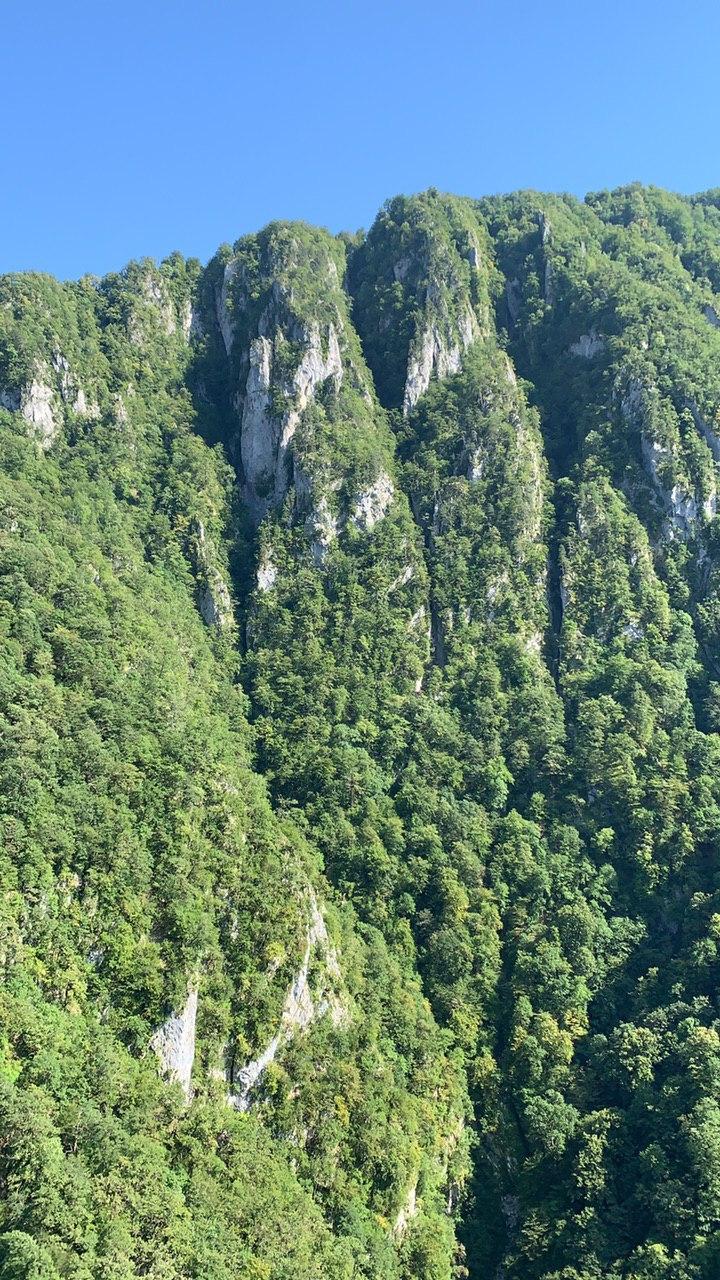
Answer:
2;184;720;1280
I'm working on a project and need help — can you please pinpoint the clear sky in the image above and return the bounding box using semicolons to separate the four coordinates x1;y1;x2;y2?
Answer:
3;0;720;279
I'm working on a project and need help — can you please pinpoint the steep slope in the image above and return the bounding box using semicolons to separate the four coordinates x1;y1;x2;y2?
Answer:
0;257;468;1280
469;185;720;1279
3;185;720;1280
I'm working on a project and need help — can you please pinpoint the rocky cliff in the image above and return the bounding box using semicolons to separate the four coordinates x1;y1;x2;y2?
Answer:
4;184;720;1280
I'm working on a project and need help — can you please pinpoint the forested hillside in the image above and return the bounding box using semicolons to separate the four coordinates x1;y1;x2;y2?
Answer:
2;184;720;1279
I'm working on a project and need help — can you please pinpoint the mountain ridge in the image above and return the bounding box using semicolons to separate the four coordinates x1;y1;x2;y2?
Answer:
3;184;720;1280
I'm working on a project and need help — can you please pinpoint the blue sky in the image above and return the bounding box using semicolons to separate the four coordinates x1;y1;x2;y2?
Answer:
3;0;720;279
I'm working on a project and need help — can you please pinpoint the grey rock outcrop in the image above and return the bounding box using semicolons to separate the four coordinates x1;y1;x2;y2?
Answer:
0;371;58;449
150;986;198;1101
619;377;716;537
216;259;238;355
640;433;712;535
389;564;414;592
199;576;233;628
192;520;234;629
403;299;478;415
239;322;343;513
228;890;345;1111
688;399;720;462
257;549;279;592
539;212;556;306
126;269;184;346
393;1181;419;1241
569;330;605;359
182;299;204;343
352;195;487;415
141;272;176;336
350;470;395;530
307;495;340;566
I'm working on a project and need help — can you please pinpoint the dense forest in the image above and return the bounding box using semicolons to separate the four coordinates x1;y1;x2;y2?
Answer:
3;184;720;1279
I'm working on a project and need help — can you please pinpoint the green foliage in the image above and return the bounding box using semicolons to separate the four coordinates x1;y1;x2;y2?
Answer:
5;183;720;1279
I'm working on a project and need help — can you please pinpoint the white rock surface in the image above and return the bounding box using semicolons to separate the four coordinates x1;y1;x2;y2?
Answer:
389;564;414;592
403;299;477;415
25;378;57;445
216;260;238;355
241;322;343;510
194;521;234;628
257;551;278;592
241;336;275;489
619;381;713;537
51;350;93;416
620;377;647;428
1;375;59;449
467;447;484;483
150;986;198;1101
525;629;543;655
199;575;233;628
393;1181;419;1240
309;496;339;566
540;213;556;306
181;299;204;342
138;272;176;337
228;891;344;1111
688;399;720;462
393;255;413;283
351;471;395;530
641;435;705;536
569;330;605;359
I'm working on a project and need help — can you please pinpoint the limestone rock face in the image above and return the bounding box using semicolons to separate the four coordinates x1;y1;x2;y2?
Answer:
351;470;395;530
212;228;363;526
393;1181;419;1241
640;432;716;535
403;300;477;415
688;399;720;462
211;224;399;568
539;212;556;306
52;350;85;413
0;372;58;449
228;890;345;1111
620;377;717;537
307;494;340;566
256;549;278;592
126;267;185;345
216;259;238;355
199;577;233;627
150;986;198;1102
192;520;234;629
182;299;204;342
351;192;488;414
141;272;176;335
240;336;274;489
24;378;58;446
389;564;414;592
239;322;343;511
569;330;605;359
